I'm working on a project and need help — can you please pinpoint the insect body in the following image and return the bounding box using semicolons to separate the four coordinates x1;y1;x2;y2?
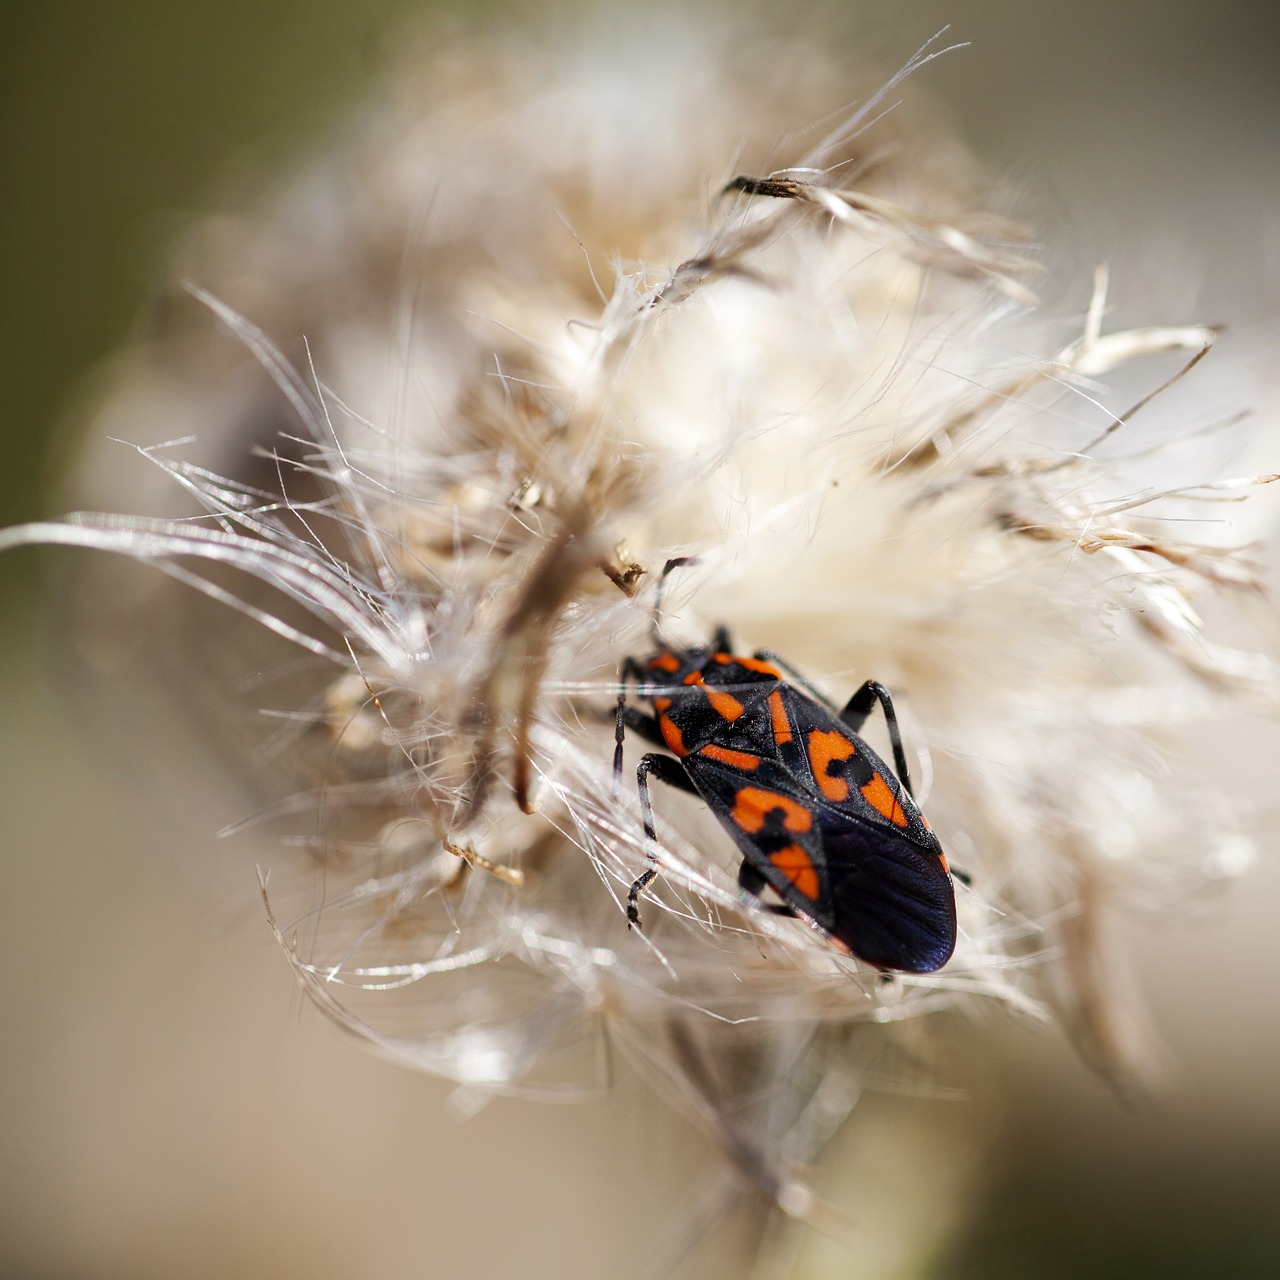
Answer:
615;581;956;973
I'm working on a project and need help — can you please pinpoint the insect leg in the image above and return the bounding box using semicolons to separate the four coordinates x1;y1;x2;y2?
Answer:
711;625;733;653
627;752;697;929
612;656;647;786
652;556;700;647
839;680;913;796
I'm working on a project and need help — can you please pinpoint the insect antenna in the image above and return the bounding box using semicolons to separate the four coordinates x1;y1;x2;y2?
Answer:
652;556;700;648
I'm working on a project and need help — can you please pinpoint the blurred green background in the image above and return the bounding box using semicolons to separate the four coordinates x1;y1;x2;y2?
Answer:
1;0;437;568
2;3;1279;1277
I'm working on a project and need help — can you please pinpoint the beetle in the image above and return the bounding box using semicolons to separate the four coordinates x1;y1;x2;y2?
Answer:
614;559;957;973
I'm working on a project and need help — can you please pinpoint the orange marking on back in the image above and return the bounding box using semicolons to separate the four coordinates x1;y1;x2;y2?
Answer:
731;787;813;835
806;729;856;802
706;688;746;721
769;843;820;900
860;773;908;827
650;651;680;673
659;713;688;757
767;690;793;744
699;744;760;770
736;656;781;678
653;696;672;712
682;670;745;721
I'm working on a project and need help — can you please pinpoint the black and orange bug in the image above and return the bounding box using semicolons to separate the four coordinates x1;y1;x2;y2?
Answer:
614;559;957;973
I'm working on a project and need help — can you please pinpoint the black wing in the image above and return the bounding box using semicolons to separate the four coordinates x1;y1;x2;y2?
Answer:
684;720;956;971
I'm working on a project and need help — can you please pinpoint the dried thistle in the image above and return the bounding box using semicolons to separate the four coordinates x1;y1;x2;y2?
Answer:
2;17;1275;1268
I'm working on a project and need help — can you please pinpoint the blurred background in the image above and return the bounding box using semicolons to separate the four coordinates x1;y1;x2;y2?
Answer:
3;2;1280;1276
